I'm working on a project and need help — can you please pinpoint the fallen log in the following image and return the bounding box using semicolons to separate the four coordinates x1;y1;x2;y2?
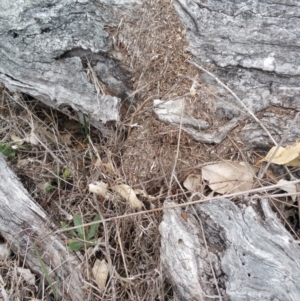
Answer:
169;0;300;147
0;154;85;301
0;0;139;136
159;198;300;301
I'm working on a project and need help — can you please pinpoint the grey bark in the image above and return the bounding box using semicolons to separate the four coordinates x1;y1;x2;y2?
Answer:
0;0;140;136
0;154;85;301
170;0;300;147
159;198;300;301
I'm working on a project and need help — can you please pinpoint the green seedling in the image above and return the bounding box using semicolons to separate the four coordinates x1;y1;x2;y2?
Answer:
82;114;90;144
63;168;71;180
0;143;16;158
45;184;55;192
50;167;72;188
61;214;101;252
33;244;59;301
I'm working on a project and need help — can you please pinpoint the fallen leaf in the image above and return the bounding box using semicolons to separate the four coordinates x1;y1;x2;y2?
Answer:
25;133;39;146
134;189;156;201
277;179;298;201
95;158;116;175
11;133;24;144
92;259;108;292
202;161;254;194
183;174;202;192
17;158;30;168
190;87;196;96
89;181;108;198
60;133;72;146
17;268;35;286
258;142;300;167
112;184;143;209
0;243;11;260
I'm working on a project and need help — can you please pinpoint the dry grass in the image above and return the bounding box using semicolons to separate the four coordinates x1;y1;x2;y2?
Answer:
0;0;299;300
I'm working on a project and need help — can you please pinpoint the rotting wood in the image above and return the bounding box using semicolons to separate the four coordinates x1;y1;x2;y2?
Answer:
159;198;300;301
0;154;85;301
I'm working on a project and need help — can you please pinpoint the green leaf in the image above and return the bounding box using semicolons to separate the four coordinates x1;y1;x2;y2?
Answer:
33;244;58;300
0;143;16;158
45;185;55;192
63;168;71;179
68;240;84;251
60;221;68;228
60;221;77;237
87;214;101;240
73;214;85;239
87;239;97;246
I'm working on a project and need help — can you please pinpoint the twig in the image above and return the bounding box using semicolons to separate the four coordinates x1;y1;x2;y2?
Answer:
188;60;277;145
167;95;185;197
93;195;116;301
56;179;300;234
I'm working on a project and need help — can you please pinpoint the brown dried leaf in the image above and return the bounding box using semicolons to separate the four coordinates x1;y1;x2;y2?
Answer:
134;189;156;201
277;179;298;201
112;184;143;209
89;181;108;198
258;142;300;167
95;158;116;175
202;161;254;194
183;174;202;192
92;259;108;292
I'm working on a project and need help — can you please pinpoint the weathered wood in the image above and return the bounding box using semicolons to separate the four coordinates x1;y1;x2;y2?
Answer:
159;198;300;301
0;0;139;136
0;154;85;301
169;0;300;147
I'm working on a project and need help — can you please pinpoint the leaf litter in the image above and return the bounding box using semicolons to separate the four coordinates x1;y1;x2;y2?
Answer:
0;0;300;300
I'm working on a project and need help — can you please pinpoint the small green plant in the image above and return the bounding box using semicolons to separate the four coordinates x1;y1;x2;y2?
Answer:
80;114;90;144
62;168;71;180
50;167;72;187
0;143;16;158
45;184;55;192
61;214;101;251
33;244;59;300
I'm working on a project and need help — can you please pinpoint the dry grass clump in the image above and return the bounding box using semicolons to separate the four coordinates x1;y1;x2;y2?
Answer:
0;85;176;300
113;0;221;192
1;1;300;301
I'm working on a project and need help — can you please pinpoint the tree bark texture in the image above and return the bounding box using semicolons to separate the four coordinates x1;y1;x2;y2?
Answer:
159;198;300;301
171;0;300;147
0;0;141;136
0;154;85;301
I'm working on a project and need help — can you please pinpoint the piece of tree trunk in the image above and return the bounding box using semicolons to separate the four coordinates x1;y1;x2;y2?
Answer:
0;154;85;301
169;0;300;147
159;198;300;301
0;0;139;136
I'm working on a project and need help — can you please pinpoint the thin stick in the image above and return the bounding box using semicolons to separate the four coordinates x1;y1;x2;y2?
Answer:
192;207;223;301
94;195;116;301
55;179;300;234
188;60;277;145
167;96;185;197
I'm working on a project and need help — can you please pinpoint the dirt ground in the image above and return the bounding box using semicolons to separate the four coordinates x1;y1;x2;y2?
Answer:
0;0;299;300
